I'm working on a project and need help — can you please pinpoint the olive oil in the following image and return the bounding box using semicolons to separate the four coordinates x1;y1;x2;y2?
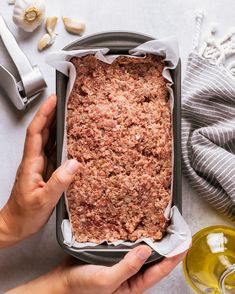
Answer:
183;226;235;294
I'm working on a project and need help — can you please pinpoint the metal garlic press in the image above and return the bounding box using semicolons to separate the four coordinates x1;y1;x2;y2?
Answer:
0;15;47;110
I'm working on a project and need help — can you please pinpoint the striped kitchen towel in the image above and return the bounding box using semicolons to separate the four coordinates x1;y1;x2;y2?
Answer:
182;12;235;220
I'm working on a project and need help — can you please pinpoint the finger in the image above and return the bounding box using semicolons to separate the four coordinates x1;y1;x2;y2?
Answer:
28;94;56;135
131;250;188;292
42;159;80;204
23;94;57;159
45;104;56;129
99;246;152;291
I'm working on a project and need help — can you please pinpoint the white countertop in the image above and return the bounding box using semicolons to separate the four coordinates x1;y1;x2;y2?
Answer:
0;0;234;293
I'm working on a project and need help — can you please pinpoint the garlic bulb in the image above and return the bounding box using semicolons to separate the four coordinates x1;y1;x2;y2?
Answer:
62;17;85;35
13;0;46;32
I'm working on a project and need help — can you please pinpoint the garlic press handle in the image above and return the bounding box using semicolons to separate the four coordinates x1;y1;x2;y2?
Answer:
0;15;46;99
0;65;26;110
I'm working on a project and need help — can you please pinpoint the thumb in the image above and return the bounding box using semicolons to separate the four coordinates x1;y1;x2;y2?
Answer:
103;246;152;291
43;159;80;204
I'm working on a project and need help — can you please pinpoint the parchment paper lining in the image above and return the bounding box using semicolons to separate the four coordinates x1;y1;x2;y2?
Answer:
46;37;191;257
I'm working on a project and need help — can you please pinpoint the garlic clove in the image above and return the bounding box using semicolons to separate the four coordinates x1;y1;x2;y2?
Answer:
46;16;58;36
38;33;51;51
38;33;56;51
38;16;57;52
62;16;85;35
13;0;46;32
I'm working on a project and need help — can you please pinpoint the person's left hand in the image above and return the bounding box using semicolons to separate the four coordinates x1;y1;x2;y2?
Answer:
58;246;187;294
6;246;188;294
0;94;80;247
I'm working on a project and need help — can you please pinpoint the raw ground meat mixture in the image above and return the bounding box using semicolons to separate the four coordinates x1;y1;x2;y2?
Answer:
66;54;172;243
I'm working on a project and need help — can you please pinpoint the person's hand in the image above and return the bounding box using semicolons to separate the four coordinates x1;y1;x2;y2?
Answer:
61;246;187;294
60;246;187;294
0;95;80;247
6;246;187;294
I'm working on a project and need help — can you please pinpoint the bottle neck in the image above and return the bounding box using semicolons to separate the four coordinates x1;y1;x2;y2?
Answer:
219;264;235;294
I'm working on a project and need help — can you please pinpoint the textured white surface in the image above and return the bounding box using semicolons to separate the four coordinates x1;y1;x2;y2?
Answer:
0;0;234;293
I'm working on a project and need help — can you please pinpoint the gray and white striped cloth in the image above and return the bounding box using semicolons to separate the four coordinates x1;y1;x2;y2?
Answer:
182;20;235;220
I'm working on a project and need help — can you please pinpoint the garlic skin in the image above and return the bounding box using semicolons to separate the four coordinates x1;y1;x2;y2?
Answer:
62;17;85;35
38;33;56;51
13;0;46;32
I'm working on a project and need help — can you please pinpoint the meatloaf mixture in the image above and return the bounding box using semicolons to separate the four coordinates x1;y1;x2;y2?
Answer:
66;54;172;243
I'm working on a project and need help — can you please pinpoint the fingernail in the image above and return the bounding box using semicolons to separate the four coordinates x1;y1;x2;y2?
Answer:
136;247;152;261
64;159;79;174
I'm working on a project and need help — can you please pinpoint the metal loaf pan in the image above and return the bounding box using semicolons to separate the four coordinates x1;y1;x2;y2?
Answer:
56;31;181;266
